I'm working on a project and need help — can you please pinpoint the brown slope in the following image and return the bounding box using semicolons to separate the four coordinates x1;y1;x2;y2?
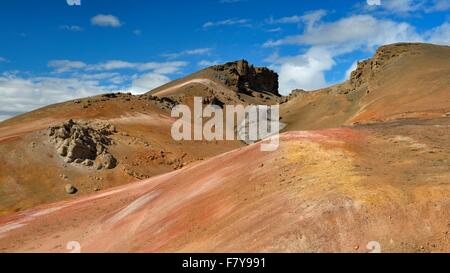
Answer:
281;43;450;131
0;118;449;252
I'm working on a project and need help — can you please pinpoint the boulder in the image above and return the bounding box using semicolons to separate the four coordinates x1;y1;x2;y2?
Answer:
65;184;77;194
49;120;118;170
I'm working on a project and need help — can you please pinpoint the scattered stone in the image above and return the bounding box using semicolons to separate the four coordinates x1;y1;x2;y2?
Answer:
96;153;117;169
81;159;94;167
94;162;103;170
65;184;77;194
353;245;359;251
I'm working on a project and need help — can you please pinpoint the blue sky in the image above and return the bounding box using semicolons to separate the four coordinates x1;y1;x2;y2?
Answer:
0;0;449;120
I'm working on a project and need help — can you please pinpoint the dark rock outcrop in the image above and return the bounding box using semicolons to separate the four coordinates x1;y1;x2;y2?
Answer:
208;60;280;96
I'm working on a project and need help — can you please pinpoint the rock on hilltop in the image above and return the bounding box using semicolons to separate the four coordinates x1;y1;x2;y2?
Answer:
207;59;279;96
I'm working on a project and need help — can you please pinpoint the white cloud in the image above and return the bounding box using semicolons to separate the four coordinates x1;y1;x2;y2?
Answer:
130;73;171;94
0;57;8;63
345;61;359;80
133;29;142;36
267;10;327;26
48;59;188;73
203;18;250;28
198;60;220;67
0;114;14;122
264;15;422;48
426;0;450;12
87;60;136;71
270;47;336;94
0;73;117;118
364;0;449;15
266;27;283;33
367;0;381;6
162;48;212;59
91;14;122;27
60;25;83;31
135;61;188;73
383;0;425;14
267;15;303;24
426;22;450;44
48;60;87;73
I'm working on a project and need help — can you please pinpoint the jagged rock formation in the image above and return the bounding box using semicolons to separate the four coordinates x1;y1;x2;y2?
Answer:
49;120;117;170
208;60;279;96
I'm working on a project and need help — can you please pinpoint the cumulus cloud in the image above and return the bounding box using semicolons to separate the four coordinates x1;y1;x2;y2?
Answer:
91;14;122;27
203;18;250;28
270;47;336;93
